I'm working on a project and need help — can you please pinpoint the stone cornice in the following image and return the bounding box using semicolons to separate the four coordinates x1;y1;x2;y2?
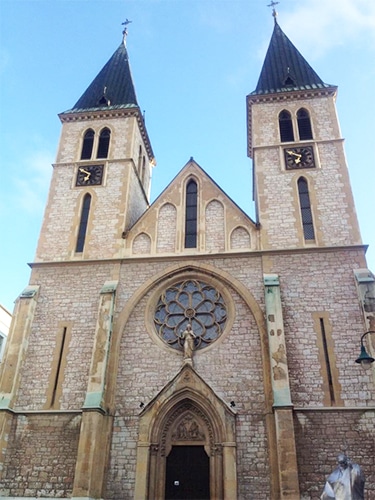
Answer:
28;244;368;269
58;107;155;163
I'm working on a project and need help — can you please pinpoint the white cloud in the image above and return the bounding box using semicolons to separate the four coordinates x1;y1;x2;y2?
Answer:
282;0;375;57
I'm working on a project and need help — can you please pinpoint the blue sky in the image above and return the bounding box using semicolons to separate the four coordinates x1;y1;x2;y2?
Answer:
0;0;374;313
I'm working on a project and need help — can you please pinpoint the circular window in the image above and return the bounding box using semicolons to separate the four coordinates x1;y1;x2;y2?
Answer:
154;279;227;350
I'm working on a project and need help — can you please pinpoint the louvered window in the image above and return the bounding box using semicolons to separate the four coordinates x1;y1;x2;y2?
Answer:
298;177;315;240
76;194;91;252
97;128;111;158
81;129;94;160
297;108;313;140
279;110;294;142
185;180;198;248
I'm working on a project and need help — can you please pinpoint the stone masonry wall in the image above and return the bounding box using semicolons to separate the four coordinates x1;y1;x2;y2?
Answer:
251;96;362;250
294;410;375;500
267;249;374;407
105;273;270;499
6;246;373;497
0;413;81;498
15;263;114;411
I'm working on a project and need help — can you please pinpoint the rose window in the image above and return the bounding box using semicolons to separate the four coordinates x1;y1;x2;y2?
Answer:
154;280;227;350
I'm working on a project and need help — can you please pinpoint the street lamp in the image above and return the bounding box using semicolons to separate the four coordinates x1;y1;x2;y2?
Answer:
355;331;375;368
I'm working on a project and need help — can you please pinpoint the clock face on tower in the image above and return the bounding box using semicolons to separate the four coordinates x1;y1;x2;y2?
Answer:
76;164;104;186
284;146;315;170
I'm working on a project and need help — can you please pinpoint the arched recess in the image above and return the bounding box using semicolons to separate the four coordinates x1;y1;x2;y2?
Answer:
104;262;277;497
205;199;225;252
157;203;177;253
132;232;152;254
230;226;251;250
134;364;237;499
106;262;270;410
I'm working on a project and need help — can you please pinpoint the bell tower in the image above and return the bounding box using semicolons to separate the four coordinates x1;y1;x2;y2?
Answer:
247;19;362;251
35;35;155;262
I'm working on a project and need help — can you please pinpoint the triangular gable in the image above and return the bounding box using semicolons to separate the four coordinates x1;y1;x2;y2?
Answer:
124;158;258;256
139;363;236;426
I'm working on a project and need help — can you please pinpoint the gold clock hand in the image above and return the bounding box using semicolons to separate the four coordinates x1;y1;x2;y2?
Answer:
79;167;91;181
286;150;302;158
286;150;302;163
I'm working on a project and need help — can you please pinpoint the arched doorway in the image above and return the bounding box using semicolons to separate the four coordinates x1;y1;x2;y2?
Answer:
134;365;237;499
165;445;210;500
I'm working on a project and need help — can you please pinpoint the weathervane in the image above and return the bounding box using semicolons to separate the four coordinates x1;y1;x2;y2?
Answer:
122;18;132;44
267;1;279;21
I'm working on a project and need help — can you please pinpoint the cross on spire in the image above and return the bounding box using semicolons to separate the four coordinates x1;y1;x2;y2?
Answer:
267;1;280;22
121;18;132;44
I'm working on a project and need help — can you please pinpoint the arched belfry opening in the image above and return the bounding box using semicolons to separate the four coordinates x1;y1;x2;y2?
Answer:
134;365;237;500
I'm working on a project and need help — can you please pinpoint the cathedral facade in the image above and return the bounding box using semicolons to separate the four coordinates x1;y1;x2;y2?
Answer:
0;20;374;500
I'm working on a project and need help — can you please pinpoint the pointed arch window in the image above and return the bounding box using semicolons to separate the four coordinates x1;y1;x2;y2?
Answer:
297;108;313;140
298;177;315;241
185;179;198;248
279;110;294;142
81;129;94;160
76;193;91;252
97;128;111;159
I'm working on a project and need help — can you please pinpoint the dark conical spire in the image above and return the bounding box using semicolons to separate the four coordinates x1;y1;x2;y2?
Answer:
68;41;138;112
252;23;334;95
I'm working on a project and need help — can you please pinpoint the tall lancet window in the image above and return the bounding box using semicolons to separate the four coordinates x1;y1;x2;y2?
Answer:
97;128;111;158
76;193;91;253
298;177;315;241
279;110;294;142
185;179;198;248
297;108;313;140
81;129;94;160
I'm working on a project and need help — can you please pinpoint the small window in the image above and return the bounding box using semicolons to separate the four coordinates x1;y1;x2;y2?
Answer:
297;108;313;140
279;110;294;142
138;145;143;175
81;129;94;160
97;128;111;159
298;177;315;240
185;179;198;248
76;194;91;252
141;156;146;184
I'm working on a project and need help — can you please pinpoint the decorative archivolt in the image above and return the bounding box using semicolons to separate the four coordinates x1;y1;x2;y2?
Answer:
160;401;215;457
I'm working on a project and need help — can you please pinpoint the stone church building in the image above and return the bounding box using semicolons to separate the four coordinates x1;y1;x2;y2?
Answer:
0;19;374;500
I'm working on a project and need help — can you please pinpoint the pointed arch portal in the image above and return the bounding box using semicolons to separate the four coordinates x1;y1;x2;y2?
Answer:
134;365;237;499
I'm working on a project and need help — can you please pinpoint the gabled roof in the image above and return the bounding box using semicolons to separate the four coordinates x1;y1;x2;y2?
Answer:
128;158;257;233
63;41;138;113
251;22;334;95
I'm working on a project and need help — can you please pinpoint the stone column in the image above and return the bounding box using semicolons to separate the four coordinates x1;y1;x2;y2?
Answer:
72;281;117;499
264;274;300;498
0;286;39;469
222;442;237;500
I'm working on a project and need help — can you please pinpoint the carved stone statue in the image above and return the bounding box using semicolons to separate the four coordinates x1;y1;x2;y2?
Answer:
321;454;365;500
181;323;196;360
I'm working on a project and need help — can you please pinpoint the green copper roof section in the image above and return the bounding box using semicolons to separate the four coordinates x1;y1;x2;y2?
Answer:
251;22;334;95
65;41;139;113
